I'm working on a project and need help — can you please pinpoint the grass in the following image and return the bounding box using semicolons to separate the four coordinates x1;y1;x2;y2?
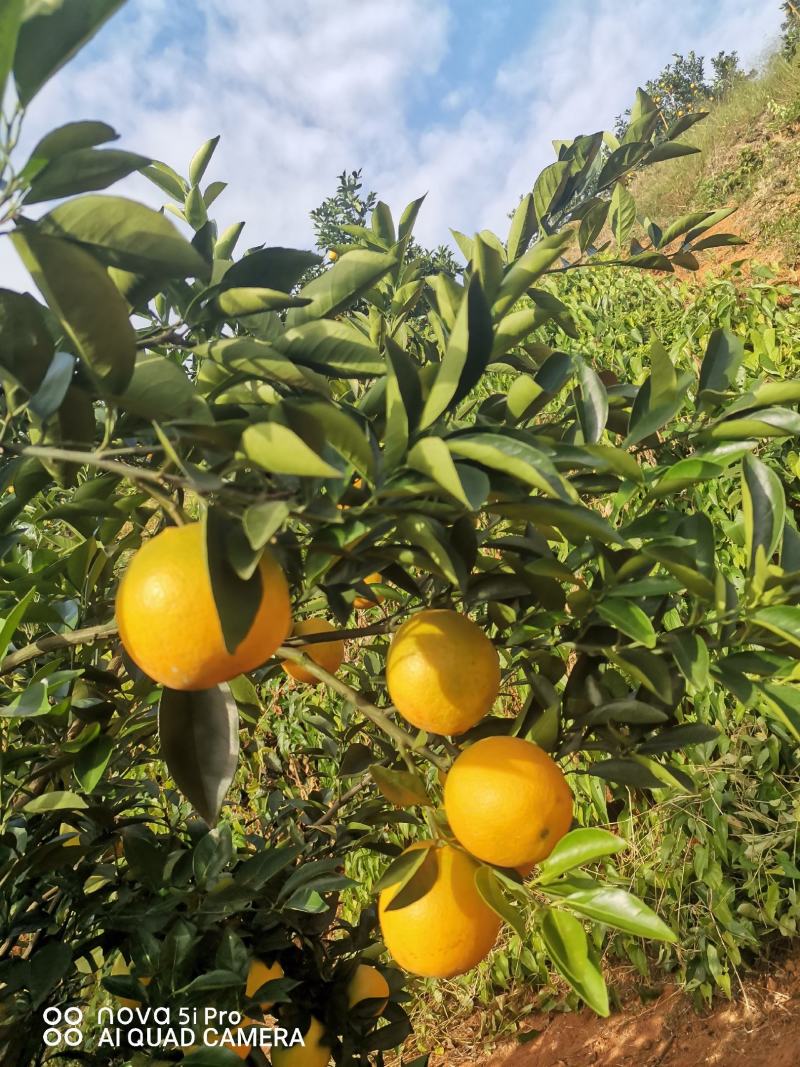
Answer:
634;52;800;263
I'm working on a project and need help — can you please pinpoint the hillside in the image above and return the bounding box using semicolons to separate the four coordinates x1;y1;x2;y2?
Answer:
633;51;800;272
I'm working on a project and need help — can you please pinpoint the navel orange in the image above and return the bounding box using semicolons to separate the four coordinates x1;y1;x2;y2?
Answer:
378;842;501;978
116;523;291;690
444;735;573;868
386;609;499;734
282;619;344;684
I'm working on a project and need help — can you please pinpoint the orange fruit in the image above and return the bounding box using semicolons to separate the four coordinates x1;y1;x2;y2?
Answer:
328;250;338;261
444;735;572;868
386;609;499;735
271;1016;330;1067
246;957;284;1010
224;1017;266;1060
347;963;389;1015
378;842;501;978
353;572;384;610
116;523;291;690
282;619;344;684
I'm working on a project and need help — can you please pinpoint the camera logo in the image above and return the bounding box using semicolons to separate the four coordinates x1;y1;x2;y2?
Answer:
43;1006;84;1048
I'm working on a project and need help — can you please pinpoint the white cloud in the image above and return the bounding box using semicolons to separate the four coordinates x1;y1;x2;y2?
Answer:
0;0;786;295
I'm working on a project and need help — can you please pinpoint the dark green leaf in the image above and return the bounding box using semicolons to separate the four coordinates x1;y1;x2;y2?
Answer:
204;508;264;655
286;249;397;326
474;866;527;937
158;684;239;826
742;453;785;573
596;598;656;647
12;230;136;393
24;147;150;204
39;195;209;278
540;909;609;1016
13;0;125;104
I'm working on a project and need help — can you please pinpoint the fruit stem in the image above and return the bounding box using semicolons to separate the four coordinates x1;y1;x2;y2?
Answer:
277;644;449;770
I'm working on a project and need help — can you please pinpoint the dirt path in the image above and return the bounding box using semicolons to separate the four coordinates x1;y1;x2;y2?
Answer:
445;955;800;1067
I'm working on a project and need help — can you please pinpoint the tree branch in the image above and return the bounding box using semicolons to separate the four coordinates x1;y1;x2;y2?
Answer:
0;620;118;674
277;643;448;770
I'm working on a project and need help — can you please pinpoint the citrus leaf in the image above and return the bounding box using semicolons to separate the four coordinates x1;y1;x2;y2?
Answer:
158;683;239;826
540;909;609;1016
13;0;125;105
23;790;88;813
369;765;431;808
553;886;677;942
12;230;136;394
24;148;150;204
38;195;209;278
536;829;627;884
474;866;527;937
241;421;341;478
204;508;263;655
286;249;397;326
596;597;656;647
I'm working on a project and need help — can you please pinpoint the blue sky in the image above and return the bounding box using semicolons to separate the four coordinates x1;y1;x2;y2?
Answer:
2;0;786;288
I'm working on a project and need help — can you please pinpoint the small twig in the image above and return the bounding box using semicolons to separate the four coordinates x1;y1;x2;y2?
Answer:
1;620;118;675
277;644;448;770
135;327;192;350
309;775;369;828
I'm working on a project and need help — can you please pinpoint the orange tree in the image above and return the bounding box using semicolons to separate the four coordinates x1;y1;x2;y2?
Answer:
2;4;800;1066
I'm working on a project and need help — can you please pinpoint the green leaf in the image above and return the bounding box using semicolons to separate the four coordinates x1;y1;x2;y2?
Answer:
21;122;117;181
540;909;609;1016
114;353;206;422
215;287;311;316
0;0;24;104
506;192;537;260
73;734;113;793
274;319;385;377
554;885;677;942
195;336;325;394
375;845;434;893
142;160;187;202
489;499;626;546
242;421;341;478
0;583;35;656
0;288;54;396
383;847;438;912
705;406;800;440
398;194;426;243
282;397;374;478
383;340;420;470
578;198;610;253
158;683;239;826
644;141;701;163
641;545;715;601
189;135;220;186
625;342;686;446
447;432;578;503
589;757;664;790
242;501;289;553
369;765;430;808
751;606;800;650
574;359;608;443
12;230;136;394
533;160;570;223
24;148;150;204
536;829;627;884
650;457;726;497
396;515;466;588
0;682;50;718
38;195;210;278
698;328;745;400
474;866;527;937
583;700;668;726
285;249;397;327
492;231;572;318
220;247;321;293
596;597;656;647
13;0;125;104
204;508;264;655
408;437;474;508
420;275;493;426
742;453;785;574
28;350;75;420
668;631;710;689
658;210;718;249
23;790;88;813
609;182;636;247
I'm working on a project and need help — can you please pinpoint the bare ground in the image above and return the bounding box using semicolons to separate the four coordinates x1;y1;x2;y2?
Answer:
440;954;800;1067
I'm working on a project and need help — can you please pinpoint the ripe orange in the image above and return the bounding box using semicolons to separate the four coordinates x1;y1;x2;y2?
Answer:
224;1018;264;1061
116;523;291;690
353;572;384;610
386;609;499;735
444;735;573;868
271;1016;330;1067
282;619;344;684
347;963;389;1015
378;842;501;978
246;957;284;1010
